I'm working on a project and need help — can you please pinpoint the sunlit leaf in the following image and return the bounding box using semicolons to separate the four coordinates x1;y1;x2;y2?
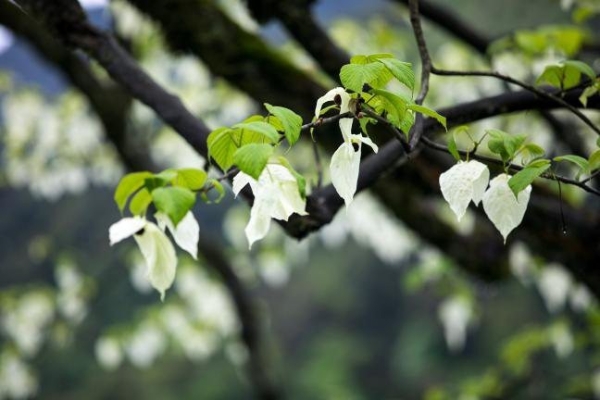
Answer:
265;103;303;145
129;188;152;216
114;172;152;212
508;160;550;197
151;187;196;226
407;103;447;129
233;143;273;180
554;154;590;174
173;168;207;190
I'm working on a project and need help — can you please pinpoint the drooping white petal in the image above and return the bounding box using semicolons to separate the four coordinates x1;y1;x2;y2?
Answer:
352;134;379;153
156;211;199;260
133;222;178;301
314;87;350;119
232;172;253;197
439;161;490;221
109;217;146;245
482;173;531;243
245;196;274;249
330;142;361;207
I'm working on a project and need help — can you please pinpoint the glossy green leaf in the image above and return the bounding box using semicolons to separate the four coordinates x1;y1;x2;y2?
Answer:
129;188;152;216
340;62;390;92
408;103;447;129
114;172;152;212
233;143;274;180
508;160;551;197
554;154;590;173
208;125;273;171
589;149;600;171
376;58;415;91
173;168;207;190
487;129;522;163
151;187;196;226
233;121;280;143
370;88;409;130
265;103;303;146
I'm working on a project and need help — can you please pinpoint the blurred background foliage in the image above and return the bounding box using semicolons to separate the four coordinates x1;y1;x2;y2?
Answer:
1;0;600;399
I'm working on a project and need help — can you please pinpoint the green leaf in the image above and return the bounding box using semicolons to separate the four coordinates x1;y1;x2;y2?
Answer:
486;129;523;163
508;160;551;197
340;62;390;92
521;143;546;163
151;187;196;226
553;154;590;173
376;58;415;91
579;84;598;107
370;88;409;129
448;134;460;161
129;188;152;216
114;172;153;212
144;170;176;192
232;121;280;143
264;103;303;146
173;168;207;190
563;60;596;80
536;60;595;90
233;143;274;180
589;149;600;171
407;103;447;129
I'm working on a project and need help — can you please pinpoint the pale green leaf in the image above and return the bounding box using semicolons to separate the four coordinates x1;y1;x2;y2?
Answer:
553;154;590;173
508;161;551;197
129;188;152;216
114;172;152;212
340;62;389;92
448;134;460;161
376;58;415;91
151;187;196;226
233;143;274;180
173;168;207;190
233;121;280;143
407;103;447;129
589;149;600;171
265;103;303;145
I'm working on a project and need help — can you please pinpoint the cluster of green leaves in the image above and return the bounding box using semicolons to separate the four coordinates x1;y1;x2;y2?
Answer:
114;168;217;226
207;103;302;181
536;59;595;91
490;26;588;56
338;53;446;137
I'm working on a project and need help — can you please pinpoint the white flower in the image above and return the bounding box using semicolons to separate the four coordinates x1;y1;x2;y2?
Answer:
438;296;473;352
482;173;531;243
233;164;307;249
439;160;489;221
109;217;177;300
315;87;378;206
155;211;199;260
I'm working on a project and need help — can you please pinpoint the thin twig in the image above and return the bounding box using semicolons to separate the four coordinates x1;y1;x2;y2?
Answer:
431;67;600;137
408;0;433;149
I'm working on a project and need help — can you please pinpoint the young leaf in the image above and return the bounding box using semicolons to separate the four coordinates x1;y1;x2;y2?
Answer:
448;134;460;161
173;169;207;190
114;172;152;212
207;127;236;170
370;88;409;128
232;121;280;143
589;149;600;171
553;154;590;174
233;143;274;180
486;129;519;163
521;143;546;163
508;160;551;197
129;188;152;216
151;186;196;226
340;62;389;92
407;103;447;129
563;60;596;81
264;103;302;145
376;58;415;91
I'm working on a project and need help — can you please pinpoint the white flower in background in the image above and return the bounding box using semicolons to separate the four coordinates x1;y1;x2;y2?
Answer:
125;324;167;368
549;322;574;359
155;211;199;260
95;336;123;371
570;284;594;312
438;296;473;352
592;368;600;399
482;173;531;243
536;264;572;313
509;242;537;286
314;87;378;206
0;351;38;399
439;160;489;222
109;217;177;301
233;164;307;249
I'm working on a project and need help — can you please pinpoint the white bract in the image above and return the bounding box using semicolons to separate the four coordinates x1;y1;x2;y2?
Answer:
482;173;531;243
109;217;177;300
155;211;199;260
233;164;307;249
315;87;378;206
439;160;489;221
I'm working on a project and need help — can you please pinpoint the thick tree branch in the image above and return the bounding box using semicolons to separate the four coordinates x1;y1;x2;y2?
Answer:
14;0;212;160
126;0;326;119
